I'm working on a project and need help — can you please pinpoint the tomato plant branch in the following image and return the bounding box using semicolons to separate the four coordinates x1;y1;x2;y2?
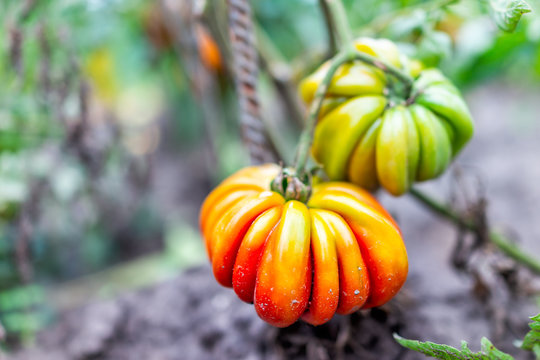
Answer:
318;0;338;56
322;0;352;49
410;188;540;274
294;50;353;176
353;50;414;93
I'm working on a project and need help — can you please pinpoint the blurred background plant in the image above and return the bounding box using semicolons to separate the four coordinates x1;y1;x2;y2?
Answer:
0;0;539;352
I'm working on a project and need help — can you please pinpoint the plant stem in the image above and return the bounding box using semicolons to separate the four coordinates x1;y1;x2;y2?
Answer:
323;0;353;47
488;232;540;274
293;50;352;175
293;0;352;176
409;188;474;230
352;50;414;93
410;188;540;274
226;0;278;164
318;0;338;56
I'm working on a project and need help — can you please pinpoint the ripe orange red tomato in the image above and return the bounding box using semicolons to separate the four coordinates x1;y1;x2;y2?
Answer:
199;164;408;327
195;25;223;72
142;6;222;72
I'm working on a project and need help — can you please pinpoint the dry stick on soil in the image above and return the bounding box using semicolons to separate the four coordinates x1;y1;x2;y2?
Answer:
409;188;540;274
227;0;279;164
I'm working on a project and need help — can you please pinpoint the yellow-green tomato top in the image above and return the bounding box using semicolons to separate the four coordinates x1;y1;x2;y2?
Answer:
300;38;474;196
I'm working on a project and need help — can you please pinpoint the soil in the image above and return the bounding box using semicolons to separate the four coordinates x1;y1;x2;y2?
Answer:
8;82;540;359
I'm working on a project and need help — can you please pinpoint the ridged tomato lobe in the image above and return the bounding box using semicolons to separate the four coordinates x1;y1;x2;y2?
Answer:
309;189;408;308
211;192;284;287
232;206;282;303
301;210;339;325
201;188;258;257
321;211;370;314
254;201;312;327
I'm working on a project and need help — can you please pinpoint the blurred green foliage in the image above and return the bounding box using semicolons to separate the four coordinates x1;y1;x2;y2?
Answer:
0;0;538;350
394;333;514;359
254;0;540;87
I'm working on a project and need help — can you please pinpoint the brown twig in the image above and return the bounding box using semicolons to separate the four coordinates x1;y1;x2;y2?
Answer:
0;318;5;341
15;211;33;283
227;0;278;164
9;26;23;76
159;0;220;177
10;23;112;283
38;23;51;95
18;0;39;23
15;177;48;283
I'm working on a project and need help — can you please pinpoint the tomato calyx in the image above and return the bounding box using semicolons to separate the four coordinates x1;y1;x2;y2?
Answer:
270;167;312;203
385;76;413;107
386;81;424;109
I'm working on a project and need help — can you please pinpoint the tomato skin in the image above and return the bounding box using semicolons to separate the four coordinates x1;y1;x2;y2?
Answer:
255;201;312;327
300;38;474;196
210;192;284;287
308;190;407;308
301;209;339;325
199;164;408;327
233;206;282;303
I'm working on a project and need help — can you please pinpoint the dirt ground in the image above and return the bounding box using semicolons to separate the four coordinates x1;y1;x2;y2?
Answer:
9;82;540;359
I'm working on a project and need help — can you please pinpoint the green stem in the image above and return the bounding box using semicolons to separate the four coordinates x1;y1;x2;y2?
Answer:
318;0;338;56
410;188;540;275
409;188;473;230
352;50;414;93
324;0;353;47
293;0;352;176
488;231;540;275
294;50;353;175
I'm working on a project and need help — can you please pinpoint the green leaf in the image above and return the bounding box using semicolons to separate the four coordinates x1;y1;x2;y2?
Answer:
393;333;514;359
481;337;515;359
534;344;540;358
486;0;532;33
517;313;540;356
417;30;453;66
